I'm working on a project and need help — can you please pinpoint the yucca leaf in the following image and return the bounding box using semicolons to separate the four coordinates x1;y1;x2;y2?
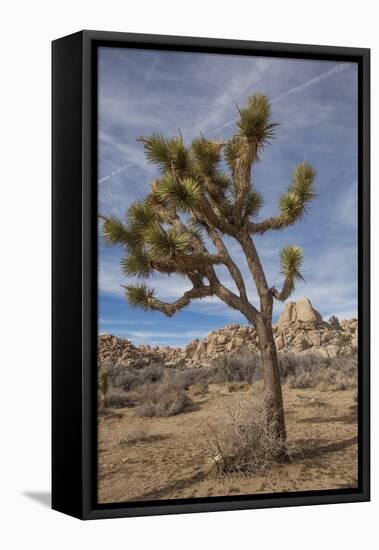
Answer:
145;225;192;262
280;245;304;283
139;134;171;172
121;250;153;279
245;190;264;217
102;216;130;246
279;191;303;222
289;161;317;204
236;94;278;151
140;133;189;173
127;200;157;228
191;136;222;176
224;135;245;171
156;174;202;213
213;172;232;190
125;283;155;310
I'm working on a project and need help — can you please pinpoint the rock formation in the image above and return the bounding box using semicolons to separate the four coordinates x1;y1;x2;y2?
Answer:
98;298;358;370
277;297;323;326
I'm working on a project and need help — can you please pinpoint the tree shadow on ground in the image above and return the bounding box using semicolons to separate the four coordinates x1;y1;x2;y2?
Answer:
125;470;209;502
298;412;357;425
293;435;358;460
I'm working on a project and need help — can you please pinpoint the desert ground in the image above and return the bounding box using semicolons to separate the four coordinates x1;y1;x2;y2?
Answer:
98;381;357;503
97;299;358;504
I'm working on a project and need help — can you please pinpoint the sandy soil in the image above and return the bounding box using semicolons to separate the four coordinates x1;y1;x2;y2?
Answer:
97;383;358;504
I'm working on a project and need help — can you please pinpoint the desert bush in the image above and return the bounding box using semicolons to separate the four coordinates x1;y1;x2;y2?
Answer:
114;364;164;390
103;390;132;409
220;347;260;383
173;364;226;386
160;349;260;389
135;378;193;417
285;354;357;390
209;399;291;475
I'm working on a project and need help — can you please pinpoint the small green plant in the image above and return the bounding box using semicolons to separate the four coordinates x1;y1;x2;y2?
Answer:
328;315;341;330
99;370;109;398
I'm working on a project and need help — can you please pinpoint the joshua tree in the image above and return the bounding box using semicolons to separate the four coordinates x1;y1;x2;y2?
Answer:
101;94;316;443
328;315;341;330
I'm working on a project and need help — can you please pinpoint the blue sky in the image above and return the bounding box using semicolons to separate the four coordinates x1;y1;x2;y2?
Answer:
98;47;358;347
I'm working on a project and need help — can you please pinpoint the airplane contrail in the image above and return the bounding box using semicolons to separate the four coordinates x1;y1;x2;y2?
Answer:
271;62;352;104
98;163;130;184
211;62;352;135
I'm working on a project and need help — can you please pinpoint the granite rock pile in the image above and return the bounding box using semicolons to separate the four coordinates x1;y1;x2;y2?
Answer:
98;298;358;369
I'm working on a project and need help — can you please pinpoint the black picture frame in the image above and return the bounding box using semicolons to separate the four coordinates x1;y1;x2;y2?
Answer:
52;30;370;520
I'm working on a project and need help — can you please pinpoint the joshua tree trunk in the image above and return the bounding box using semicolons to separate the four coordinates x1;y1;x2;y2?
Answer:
256;317;286;441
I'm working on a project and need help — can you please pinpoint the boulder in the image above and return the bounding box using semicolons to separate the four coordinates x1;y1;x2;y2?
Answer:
277;297;323;326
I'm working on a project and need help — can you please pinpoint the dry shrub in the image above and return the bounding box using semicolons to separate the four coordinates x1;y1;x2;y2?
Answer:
103;390;131;409
113;364;164;390
135;378;193;417
212;347;260;383
209;399;292;476
282;353;357;391
287;357;358;391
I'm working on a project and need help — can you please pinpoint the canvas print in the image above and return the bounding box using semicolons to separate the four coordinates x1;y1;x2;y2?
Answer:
97;47;358;504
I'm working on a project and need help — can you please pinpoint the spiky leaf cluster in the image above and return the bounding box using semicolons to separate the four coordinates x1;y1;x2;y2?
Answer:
279;161;316;223
191;135;222;177
155;174;202;213
236;94;278;151
280;245;304;284
245;190;264;218
140;133;190;174
125;283;155;310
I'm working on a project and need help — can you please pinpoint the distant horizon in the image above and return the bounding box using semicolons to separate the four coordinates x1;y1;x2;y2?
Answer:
98;47;358;347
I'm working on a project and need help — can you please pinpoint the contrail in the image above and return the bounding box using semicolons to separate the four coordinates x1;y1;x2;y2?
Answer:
98;163;130;184
211;62;352;135
271;62;352;104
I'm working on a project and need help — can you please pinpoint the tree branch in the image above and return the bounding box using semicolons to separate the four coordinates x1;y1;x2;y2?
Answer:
233;151;254;226
270;280;294;302
208;228;249;304
206;267;259;324
143;285;214;317
248;215;294;235
238;229;272;317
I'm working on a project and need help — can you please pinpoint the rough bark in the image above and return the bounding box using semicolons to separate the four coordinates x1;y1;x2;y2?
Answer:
255;316;287;441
